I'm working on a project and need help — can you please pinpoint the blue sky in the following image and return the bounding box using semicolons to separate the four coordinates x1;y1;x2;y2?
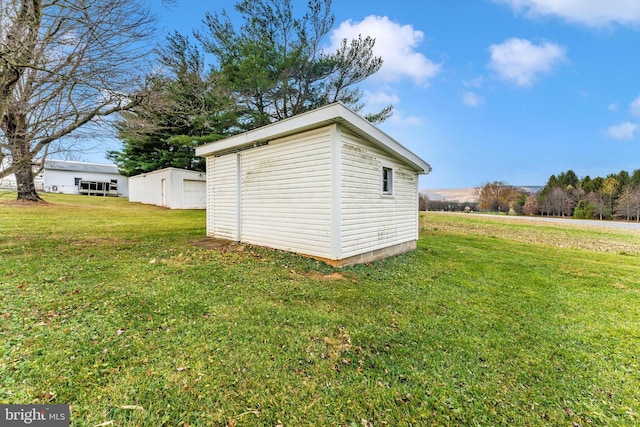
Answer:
97;0;640;190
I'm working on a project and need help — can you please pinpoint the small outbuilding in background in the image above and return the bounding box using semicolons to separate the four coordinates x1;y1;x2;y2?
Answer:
196;102;431;266
128;167;206;209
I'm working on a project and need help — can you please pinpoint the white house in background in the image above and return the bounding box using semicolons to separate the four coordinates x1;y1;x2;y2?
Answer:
128;167;206;209
195;102;432;267
42;160;128;197
0;159;128;197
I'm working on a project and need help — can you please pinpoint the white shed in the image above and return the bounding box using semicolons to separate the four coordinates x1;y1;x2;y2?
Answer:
128;167;206;209
195;102;431;266
42;160;128;197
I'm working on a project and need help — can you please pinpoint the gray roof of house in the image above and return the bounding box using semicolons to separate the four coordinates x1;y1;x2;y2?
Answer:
44;160;120;175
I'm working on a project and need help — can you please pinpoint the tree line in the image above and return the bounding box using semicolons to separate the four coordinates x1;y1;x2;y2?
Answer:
419;196;478;213
1;0;388;201
425;170;640;221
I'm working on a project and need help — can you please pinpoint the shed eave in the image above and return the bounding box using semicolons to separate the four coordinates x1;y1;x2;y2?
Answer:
132;167;206;178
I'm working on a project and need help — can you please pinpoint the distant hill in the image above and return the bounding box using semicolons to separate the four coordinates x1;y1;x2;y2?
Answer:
421;186;542;203
517;186;544;194
422;188;478;203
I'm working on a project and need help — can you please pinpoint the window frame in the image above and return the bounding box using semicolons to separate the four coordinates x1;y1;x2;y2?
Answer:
381;165;393;196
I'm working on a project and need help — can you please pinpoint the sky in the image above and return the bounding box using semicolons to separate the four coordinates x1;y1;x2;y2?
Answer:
91;0;640;190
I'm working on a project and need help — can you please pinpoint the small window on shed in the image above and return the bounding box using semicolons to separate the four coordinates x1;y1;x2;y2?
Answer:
382;167;393;195
74;177;82;186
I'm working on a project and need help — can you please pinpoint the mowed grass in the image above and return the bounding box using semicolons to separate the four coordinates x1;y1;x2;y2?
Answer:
1;193;639;426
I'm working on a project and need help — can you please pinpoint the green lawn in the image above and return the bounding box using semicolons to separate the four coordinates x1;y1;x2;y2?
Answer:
1;193;639;426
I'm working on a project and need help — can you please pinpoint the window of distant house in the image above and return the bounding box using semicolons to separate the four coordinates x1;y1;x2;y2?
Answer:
74;177;82;186
382;167;393;195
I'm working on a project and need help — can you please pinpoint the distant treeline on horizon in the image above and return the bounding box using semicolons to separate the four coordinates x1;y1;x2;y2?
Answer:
422;169;640;221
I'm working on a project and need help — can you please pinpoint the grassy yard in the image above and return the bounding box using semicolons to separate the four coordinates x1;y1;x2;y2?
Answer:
1;193;639;426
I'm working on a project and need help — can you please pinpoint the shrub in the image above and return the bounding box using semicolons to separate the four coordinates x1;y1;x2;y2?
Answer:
573;200;596;219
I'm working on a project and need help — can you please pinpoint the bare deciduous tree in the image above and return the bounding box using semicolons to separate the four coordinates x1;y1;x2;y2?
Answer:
0;0;157;201
523;194;539;215
615;185;640;221
477;181;521;212
547;187;576;217
419;194;429;211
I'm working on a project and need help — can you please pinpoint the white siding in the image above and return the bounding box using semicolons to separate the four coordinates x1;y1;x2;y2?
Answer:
209;155;238;240
44;169;128;197
240;127;333;258
129;170;168;206
129;168;205;209
206;157;215;237
340;129;418;258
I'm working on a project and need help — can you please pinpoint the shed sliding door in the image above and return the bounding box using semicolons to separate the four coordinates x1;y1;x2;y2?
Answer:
210;154;239;240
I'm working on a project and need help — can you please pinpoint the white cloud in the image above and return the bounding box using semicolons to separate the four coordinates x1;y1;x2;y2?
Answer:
608;103;619;112
463;91;484;107
487;38;566;86
328;15;441;87
607;121;638;140
464;76;484;89
629;95;640;117
364;88;399;106
495;0;640;27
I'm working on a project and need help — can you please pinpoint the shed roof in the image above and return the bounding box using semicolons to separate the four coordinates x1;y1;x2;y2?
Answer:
195;103;431;174
130;167;206;179
44;159;120;175
129;167;205;181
